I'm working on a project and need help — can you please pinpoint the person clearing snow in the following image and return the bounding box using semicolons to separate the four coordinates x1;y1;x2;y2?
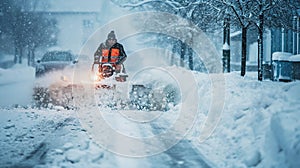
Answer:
92;30;128;84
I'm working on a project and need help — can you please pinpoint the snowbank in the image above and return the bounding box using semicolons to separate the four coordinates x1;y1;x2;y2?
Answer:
191;71;300;168
266;84;300;168
269;111;300;168
0;64;35;108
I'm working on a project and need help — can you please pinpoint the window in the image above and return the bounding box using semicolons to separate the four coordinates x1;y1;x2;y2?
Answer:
83;20;93;28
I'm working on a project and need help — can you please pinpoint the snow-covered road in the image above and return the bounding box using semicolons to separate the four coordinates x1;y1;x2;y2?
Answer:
0;108;211;168
1;65;300;167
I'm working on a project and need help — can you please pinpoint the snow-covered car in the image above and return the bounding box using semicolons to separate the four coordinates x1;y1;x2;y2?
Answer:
35;50;77;77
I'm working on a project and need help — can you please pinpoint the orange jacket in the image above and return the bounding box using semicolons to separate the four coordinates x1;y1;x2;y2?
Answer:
94;42;127;65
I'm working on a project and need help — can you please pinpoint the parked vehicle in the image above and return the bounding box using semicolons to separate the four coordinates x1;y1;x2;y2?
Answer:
35;50;77;77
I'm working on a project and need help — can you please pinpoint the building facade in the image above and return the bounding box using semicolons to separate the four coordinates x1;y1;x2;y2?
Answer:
271;16;300;56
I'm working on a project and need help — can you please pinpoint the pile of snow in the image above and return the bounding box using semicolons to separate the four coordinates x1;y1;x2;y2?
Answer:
268;111;300;168
267;84;300;168
190;71;300;168
0;64;35;108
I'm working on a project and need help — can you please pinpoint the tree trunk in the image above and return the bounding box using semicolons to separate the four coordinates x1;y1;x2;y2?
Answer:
31;48;35;67
180;41;186;67
187;47;193;70
19;47;23;64
170;52;175;66
14;46;18;64
27;46;35;67
27;47;31;66
171;43;177;66
241;27;247;76
258;14;264;81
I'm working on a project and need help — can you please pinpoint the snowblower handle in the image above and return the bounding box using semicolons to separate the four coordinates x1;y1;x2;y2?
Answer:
91;63;101;72
91;63;95;72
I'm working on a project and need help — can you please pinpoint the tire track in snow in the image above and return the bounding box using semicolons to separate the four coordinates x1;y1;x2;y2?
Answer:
11;116;77;167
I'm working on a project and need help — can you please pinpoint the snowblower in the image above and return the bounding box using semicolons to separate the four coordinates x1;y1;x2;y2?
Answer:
91;54;128;89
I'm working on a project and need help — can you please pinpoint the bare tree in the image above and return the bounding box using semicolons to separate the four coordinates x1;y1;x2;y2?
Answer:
112;0;299;78
209;0;256;77
112;0;221;71
0;0;57;66
214;0;300;79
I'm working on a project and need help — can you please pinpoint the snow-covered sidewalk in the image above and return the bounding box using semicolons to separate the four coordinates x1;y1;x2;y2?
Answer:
190;72;300;168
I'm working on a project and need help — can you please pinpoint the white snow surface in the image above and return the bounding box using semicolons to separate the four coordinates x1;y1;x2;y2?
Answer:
289;54;300;62
272;52;293;61
0;64;300;167
0;64;35;107
222;43;230;50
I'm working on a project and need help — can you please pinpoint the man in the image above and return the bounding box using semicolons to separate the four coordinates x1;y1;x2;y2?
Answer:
94;31;127;74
